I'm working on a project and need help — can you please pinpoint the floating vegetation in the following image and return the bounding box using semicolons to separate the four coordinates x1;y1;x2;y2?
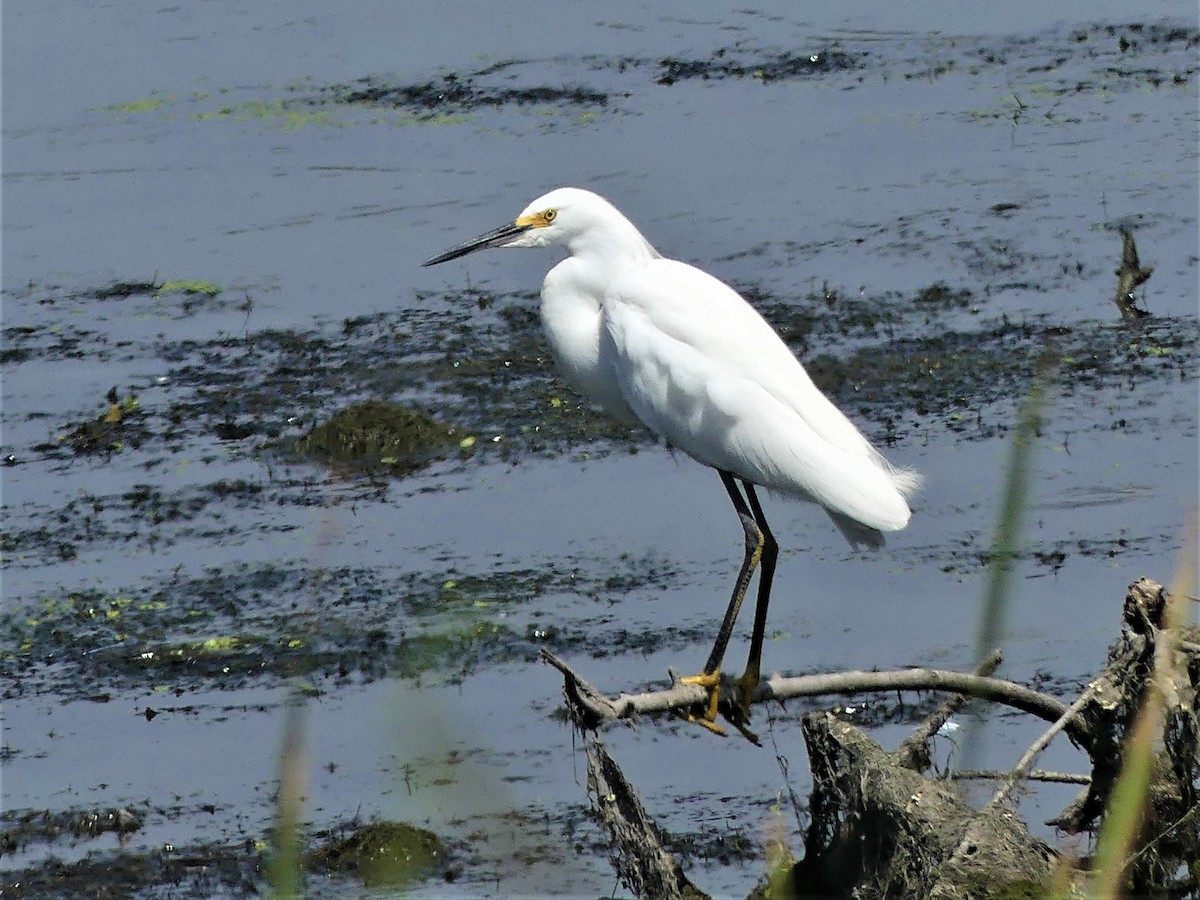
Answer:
154;280;221;299
0;556;680;700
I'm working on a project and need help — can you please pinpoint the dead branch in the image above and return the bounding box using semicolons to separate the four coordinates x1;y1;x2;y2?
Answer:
548;577;1198;898
540;648;1090;750
988;683;1100;809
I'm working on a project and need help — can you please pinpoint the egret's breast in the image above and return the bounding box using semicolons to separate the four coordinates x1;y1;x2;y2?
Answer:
540;261;639;425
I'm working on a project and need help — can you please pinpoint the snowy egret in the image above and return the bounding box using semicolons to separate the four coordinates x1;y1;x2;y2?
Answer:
424;188;919;733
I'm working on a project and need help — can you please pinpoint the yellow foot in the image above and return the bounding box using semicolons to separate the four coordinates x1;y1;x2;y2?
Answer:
680;670;725;735
677;670;761;744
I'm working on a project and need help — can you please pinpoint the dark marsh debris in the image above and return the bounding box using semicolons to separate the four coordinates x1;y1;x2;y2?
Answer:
1;839;263;899
0;807;143;858
46;387;150;457
99;20;1199;132
322;73;608;116
5;279;1195;578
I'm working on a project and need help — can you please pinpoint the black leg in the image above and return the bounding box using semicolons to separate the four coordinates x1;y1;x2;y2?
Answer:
738;480;778;707
700;471;765;677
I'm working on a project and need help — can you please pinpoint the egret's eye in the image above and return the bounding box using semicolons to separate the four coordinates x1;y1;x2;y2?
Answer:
543;208;557;223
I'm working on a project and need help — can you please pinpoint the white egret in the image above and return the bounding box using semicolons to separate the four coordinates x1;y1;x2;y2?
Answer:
423;187;919;734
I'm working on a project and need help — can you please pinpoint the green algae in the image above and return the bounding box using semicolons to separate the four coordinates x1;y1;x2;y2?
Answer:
154;280;221;298
103;93;176;114
193;98;333;129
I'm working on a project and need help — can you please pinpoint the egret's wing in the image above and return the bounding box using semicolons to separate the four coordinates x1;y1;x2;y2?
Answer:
607;260;871;450
604;259;915;531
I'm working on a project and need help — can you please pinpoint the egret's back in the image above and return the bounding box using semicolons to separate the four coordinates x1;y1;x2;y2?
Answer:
603;258;917;534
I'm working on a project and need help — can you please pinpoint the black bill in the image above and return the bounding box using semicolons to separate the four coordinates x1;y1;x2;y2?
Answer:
422;221;532;267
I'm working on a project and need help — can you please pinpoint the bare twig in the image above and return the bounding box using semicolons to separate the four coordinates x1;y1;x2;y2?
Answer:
947;684;1096;868
1113;227;1153;321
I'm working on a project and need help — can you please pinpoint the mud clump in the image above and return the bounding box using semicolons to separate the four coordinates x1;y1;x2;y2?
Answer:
912;281;973;310
295;399;459;475
306;820;452;887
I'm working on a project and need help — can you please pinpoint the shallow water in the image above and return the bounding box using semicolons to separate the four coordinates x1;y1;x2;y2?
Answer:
3;1;1198;896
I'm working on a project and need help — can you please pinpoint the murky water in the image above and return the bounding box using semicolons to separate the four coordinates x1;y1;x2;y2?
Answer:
3;2;1197;896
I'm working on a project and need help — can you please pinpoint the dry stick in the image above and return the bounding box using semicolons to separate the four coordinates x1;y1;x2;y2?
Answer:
1113;227;1153;321
954;769;1092;785
539;649;1090;750
541;648;620;724
989;685;1102;809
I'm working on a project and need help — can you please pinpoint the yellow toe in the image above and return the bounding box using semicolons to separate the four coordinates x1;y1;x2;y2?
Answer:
680;670;723;727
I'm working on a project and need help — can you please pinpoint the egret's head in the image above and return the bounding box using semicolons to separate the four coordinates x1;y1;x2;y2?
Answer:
510;187;612;247
422;188;628;266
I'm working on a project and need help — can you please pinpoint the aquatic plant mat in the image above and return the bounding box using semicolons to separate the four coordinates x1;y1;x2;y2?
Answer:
552;578;1199;898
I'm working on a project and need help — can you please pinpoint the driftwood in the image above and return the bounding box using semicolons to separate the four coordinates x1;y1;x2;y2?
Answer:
795;712;1058;897
547;578;1200;898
